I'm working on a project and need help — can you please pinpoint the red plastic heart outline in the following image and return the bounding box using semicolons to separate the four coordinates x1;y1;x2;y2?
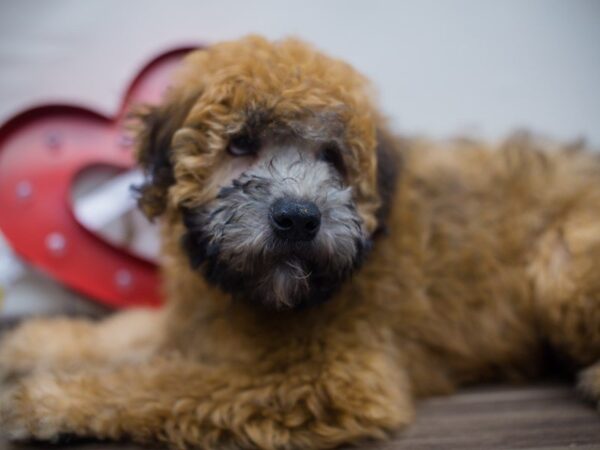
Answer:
0;48;195;308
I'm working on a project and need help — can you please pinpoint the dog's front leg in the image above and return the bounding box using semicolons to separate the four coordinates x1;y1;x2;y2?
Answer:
0;309;164;383
0;350;414;449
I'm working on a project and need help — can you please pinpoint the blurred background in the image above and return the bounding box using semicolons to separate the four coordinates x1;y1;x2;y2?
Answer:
0;0;599;318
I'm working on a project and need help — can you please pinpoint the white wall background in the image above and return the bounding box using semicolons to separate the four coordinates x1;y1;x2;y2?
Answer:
1;0;599;144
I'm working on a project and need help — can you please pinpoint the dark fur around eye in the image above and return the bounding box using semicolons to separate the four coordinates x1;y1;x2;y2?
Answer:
228;133;261;156
318;143;346;177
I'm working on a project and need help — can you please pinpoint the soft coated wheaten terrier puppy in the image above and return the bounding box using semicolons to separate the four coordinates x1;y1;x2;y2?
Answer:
1;36;600;449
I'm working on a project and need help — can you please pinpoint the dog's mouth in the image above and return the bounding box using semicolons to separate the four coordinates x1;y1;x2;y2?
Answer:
181;218;368;310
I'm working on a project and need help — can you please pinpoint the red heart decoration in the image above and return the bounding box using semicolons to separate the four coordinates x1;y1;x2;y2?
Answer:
0;48;195;309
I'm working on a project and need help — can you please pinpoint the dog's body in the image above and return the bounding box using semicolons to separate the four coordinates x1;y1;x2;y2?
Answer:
2;36;600;449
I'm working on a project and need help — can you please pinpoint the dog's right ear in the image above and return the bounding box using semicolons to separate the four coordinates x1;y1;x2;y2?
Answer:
133;93;198;219
373;128;403;236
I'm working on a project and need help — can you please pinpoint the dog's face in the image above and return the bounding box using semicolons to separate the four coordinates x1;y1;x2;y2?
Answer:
135;37;398;309
180;138;367;309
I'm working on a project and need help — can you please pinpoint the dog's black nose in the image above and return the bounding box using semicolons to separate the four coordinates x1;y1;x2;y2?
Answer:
270;198;321;241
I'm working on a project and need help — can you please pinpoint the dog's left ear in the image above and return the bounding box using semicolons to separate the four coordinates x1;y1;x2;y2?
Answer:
374;129;403;235
133;92;199;219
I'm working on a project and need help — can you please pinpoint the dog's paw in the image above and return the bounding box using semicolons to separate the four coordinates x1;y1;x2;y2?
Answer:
0;376;70;442
0;322;41;383
577;362;600;405
0;318;83;384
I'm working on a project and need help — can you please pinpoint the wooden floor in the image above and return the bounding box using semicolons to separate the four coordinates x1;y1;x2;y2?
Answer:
363;384;600;450
1;384;599;450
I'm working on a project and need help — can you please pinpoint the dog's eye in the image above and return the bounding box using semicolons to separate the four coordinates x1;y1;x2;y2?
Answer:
227;134;260;157
318;143;346;176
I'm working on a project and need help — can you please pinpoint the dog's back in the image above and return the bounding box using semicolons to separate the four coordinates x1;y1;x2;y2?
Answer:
364;134;600;394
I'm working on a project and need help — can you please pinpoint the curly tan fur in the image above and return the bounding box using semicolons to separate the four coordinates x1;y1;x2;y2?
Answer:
2;36;600;449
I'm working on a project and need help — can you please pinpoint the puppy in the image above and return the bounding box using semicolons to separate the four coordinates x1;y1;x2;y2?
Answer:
2;35;600;449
